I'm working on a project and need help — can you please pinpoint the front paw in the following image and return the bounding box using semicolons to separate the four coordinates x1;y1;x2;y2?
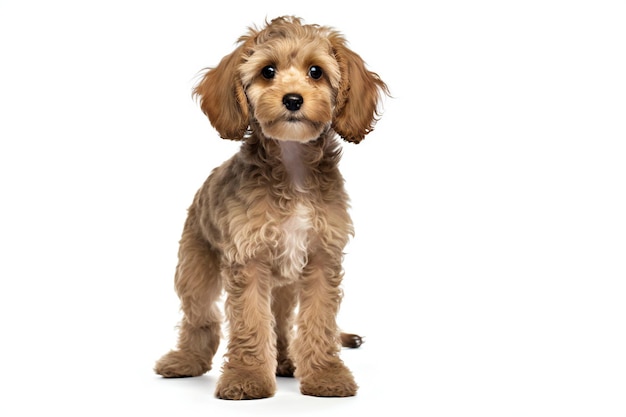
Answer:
215;367;276;400
299;364;358;397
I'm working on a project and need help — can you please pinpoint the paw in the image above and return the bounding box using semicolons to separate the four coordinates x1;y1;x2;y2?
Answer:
215;368;276;400
276;358;295;377
154;350;210;378
299;365;358;397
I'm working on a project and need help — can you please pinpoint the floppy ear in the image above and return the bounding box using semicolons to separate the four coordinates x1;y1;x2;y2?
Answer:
193;44;249;140
329;34;389;144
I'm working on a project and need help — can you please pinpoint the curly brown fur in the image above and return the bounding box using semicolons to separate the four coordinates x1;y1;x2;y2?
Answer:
155;16;387;400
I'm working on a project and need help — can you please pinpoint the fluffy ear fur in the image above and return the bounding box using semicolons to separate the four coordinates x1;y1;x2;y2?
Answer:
329;34;389;144
193;44;249;140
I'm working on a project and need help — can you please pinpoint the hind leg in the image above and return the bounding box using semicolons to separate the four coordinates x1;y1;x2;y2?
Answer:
155;215;222;378
273;283;297;377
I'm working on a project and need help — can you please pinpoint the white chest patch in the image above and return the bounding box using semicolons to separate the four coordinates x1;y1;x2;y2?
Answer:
279;203;311;280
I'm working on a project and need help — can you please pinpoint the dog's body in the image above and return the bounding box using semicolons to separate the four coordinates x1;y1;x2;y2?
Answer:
155;16;387;399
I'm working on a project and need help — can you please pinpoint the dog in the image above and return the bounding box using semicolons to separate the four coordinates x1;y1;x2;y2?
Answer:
155;16;388;400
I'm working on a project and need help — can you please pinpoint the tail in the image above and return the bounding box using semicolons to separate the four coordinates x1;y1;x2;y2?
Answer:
340;332;363;348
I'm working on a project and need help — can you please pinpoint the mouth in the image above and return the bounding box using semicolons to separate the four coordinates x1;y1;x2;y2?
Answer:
284;113;311;123
274;117;328;131
260;116;329;142
267;115;309;126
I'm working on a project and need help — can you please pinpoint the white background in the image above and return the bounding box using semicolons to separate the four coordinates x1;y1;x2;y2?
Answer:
1;1;625;416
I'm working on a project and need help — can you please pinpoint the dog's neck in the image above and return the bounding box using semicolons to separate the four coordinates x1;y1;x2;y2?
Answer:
278;140;309;191
242;128;341;192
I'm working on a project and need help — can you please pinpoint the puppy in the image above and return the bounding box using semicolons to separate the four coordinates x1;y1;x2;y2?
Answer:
155;16;387;400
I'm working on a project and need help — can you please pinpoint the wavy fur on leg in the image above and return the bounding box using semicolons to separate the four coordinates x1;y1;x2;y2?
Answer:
155;16;387;399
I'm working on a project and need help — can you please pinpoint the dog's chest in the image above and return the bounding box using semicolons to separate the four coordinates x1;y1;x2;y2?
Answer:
278;203;312;280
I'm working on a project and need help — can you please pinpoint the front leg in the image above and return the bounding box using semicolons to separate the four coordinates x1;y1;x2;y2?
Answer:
216;261;277;400
292;252;358;397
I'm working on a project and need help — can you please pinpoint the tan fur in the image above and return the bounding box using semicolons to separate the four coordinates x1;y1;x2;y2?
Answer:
154;16;388;400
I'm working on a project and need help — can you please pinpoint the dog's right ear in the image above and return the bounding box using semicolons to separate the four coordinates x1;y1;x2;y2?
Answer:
193;44;249;140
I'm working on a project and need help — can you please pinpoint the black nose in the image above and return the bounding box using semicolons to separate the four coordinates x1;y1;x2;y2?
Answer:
282;93;303;111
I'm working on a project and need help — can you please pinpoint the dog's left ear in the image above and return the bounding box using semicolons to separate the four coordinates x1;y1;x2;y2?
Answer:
330;34;389;144
193;43;249;140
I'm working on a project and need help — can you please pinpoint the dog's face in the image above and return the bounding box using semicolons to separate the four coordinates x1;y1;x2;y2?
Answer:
239;29;341;142
194;16;388;143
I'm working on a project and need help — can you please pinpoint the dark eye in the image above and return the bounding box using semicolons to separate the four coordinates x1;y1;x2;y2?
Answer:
308;66;323;79
261;65;276;79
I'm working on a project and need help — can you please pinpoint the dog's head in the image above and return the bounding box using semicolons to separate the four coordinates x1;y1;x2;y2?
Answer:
194;16;388;144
